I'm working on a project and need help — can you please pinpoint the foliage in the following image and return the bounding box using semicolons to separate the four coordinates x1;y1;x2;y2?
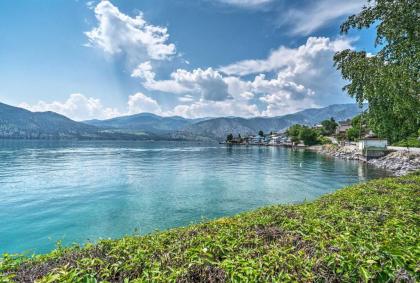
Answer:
334;0;420;143
226;133;233;142
320;118;338;136
346;127;359;141
346;114;369;141
258;130;264;137
287;125;321;146
286;124;303;144
317;135;332;145
1;174;419;282
393;137;420;148
298;127;319;146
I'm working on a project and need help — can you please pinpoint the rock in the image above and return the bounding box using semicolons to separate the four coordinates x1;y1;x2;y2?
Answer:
314;145;420;176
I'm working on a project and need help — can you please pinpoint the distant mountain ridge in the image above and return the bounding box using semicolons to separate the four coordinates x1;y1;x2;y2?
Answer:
0;102;365;140
181;104;366;139
84;113;202;133
0;102;150;140
84;103;365;140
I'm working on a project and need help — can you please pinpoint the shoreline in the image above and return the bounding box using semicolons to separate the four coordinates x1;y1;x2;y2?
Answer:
308;144;420;176
223;143;420;176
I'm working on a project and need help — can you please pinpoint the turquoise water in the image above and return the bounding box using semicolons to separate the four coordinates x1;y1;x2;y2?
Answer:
0;140;389;254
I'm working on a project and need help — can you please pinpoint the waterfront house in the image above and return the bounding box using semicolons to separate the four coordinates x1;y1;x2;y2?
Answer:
249;135;264;144
358;138;388;151
268;135;282;145
358;137;388;160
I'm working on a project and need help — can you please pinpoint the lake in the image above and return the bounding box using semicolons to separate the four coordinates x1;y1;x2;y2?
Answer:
0;140;389;254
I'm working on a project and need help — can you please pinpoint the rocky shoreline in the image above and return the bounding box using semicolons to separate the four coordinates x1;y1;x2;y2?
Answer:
310;144;420;176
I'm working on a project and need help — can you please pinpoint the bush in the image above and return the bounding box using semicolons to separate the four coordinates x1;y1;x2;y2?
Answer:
317;135;332;145
298;127;319;146
393;137;420;148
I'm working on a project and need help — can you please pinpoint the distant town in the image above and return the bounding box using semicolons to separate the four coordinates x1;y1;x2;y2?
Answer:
223;116;375;147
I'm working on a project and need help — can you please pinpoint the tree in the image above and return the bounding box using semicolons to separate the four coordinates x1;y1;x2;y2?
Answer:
346;127;359;141
334;0;420;143
286;124;302;144
258;130;264;137
226;133;233;142
345;115;369;141
299;126;319;146
321;117;338;135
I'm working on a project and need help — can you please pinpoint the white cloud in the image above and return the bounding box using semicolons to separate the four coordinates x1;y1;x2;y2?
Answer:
85;0;175;64
19;92;165;120
240;91;254;100
131;61;156;81
215;0;273;8
129;36;354;117
127;92;162;115
169;100;260;118
220;37;353;76
19;93;121;121
278;0;365;35
135;66;231;101
213;37;354;116
178;95;195;102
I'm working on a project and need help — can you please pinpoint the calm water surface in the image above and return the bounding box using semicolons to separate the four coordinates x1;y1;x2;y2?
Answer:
0;140;390;254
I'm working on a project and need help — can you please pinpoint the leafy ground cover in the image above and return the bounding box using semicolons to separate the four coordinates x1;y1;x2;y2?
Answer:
1;173;419;282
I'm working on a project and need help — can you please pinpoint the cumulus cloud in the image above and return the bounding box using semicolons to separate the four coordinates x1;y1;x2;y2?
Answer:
134;66;232;101
220;37;353;76
169;100;260;118
214;37;355;116
127;92;162;115
278;0;365;35
129;37;355;117
85;0;175;64
19;93;121;121
19;93;164;120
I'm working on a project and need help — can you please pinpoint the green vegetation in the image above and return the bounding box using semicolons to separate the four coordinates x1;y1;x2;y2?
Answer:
297;126;319;146
345;115;369;141
320;117;338;136
286;124;303;144
286;123;333;146
226;133;233;142
334;0;420;143
1;173;419;282
393;137;420;148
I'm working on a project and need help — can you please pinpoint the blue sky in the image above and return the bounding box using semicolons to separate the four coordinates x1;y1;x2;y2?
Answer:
0;0;376;120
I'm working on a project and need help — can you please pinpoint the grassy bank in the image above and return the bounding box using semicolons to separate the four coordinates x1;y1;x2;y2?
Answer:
1;174;419;282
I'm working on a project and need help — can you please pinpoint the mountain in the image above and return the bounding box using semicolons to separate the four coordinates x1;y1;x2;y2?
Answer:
0;103;150;140
182;104;366;139
84;113;196;133
0;102;365;140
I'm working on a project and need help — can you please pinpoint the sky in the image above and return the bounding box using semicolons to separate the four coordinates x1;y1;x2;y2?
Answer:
0;0;377;120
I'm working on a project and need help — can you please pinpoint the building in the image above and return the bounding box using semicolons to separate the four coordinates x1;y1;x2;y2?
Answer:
358;138;388;151
358;138;388;160
335;121;352;135
249;135;264;144
268;135;282;145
